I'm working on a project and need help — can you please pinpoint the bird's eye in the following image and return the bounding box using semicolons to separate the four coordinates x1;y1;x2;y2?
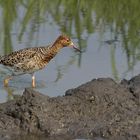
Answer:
63;37;70;42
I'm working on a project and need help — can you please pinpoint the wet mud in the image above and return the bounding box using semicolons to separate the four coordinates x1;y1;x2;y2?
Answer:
0;75;140;140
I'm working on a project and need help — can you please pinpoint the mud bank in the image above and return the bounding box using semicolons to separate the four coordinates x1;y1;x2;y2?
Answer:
0;75;140;140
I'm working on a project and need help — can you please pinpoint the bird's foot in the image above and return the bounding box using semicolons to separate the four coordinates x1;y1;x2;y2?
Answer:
32;75;36;88
32;82;36;88
4;76;12;87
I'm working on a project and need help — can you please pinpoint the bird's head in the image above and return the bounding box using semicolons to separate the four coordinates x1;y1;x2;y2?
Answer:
56;35;81;52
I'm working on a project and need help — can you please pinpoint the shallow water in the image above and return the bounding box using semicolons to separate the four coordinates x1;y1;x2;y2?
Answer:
0;0;140;103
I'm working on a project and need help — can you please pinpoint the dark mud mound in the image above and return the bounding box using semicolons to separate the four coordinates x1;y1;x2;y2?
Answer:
0;76;140;140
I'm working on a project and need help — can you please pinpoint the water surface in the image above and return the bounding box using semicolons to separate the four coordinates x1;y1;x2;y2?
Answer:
0;0;140;102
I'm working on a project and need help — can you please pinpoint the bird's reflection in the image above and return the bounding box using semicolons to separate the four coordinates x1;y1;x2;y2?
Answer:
4;86;20;101
0;75;47;103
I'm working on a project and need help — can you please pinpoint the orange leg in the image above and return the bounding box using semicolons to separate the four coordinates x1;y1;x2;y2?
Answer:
4;76;12;87
32;75;36;88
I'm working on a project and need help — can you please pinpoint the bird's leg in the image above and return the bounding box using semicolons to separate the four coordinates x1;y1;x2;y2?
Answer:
31;74;36;88
4;76;12;87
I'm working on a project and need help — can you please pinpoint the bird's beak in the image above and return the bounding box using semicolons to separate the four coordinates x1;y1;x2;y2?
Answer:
69;42;81;52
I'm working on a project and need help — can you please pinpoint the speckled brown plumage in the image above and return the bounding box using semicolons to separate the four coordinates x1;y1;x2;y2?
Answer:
0;47;51;74
0;35;81;87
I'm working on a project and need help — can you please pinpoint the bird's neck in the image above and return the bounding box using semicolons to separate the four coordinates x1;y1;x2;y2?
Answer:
44;42;63;62
50;42;63;54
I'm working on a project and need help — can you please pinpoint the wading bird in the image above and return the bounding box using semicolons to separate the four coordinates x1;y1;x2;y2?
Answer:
0;35;81;87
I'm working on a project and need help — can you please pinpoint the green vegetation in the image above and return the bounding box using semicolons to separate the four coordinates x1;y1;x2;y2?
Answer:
0;0;140;79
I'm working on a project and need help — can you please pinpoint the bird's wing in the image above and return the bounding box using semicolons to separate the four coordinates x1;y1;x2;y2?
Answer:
0;47;40;67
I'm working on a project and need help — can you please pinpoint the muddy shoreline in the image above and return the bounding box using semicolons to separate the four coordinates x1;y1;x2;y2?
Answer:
0;75;140;140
